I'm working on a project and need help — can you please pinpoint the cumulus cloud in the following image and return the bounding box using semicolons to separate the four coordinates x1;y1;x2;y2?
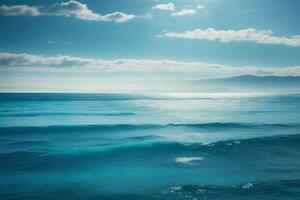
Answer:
0;4;40;16
156;3;205;16
171;8;196;16
0;1;135;23
164;28;300;47
1;52;300;77
45;1;135;22
152;3;175;11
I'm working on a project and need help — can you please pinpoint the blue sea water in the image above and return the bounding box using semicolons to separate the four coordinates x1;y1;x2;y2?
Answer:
0;93;300;200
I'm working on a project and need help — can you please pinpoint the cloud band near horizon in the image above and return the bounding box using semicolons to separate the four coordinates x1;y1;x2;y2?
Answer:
1;52;300;77
164;28;300;47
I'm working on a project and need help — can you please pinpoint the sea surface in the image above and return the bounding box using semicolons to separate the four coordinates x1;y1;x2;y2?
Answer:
0;93;300;200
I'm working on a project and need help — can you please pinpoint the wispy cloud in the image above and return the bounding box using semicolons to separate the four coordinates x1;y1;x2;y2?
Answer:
171;4;205;16
1;52;300;77
152;3;175;11
196;5;206;10
152;2;205;17
171;8;196;16
164;28;300;47
0;4;40;16
0;1;135;23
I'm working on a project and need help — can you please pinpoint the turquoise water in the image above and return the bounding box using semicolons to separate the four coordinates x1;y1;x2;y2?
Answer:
0;93;300;200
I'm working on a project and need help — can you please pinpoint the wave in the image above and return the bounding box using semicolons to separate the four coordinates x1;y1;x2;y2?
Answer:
161;179;300;200
0;124;160;135
1;179;299;200
169;122;300;129
0;112;137;117
1;134;300;170
0;93;148;101
10;133;300;154
115;134;300;156
1;122;299;134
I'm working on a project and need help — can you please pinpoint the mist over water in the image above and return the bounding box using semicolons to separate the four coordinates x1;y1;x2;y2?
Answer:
0;93;300;200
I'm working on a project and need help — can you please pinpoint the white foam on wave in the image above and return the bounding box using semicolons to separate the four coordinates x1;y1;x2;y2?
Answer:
160;132;220;145
170;186;182;191
242;183;253;189
175;157;204;164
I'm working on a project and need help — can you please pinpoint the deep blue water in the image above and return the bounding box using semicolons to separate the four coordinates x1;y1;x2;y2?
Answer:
0;93;300;200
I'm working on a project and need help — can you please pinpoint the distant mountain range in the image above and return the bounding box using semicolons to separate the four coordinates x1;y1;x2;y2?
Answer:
192;75;300;92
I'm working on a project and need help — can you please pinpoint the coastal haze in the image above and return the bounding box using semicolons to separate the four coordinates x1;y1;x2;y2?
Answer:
0;0;300;200
1;74;300;93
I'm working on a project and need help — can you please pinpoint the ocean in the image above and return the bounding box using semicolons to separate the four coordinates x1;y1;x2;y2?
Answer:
0;93;299;200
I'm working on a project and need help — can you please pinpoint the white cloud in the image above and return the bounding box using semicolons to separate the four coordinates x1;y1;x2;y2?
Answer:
46;0;100;20
196;4;206;10
152;3;175;11
0;1;135;23
101;12;135;23
171;8;196;16
169;3;205;17
0;4;40;16
1;52;300;77
164;28;300;47
0;52;92;69
46;1;135;22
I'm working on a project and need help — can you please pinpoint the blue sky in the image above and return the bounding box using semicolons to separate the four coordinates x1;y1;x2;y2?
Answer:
0;0;300;92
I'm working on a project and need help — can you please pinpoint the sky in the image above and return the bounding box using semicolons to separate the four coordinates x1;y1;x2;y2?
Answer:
0;0;300;92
